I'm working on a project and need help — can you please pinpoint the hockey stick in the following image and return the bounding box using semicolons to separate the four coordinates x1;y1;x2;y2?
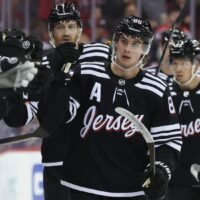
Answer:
115;107;155;176
155;0;189;75
0;126;49;145
191;164;200;182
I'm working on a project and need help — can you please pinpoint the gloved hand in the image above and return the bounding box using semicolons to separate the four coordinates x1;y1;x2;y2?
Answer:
3;29;43;60
141;161;171;200
26;35;43;60
24;63;55;95
54;42;80;68
0;56;20;72
0;36;25;58
0;60;38;89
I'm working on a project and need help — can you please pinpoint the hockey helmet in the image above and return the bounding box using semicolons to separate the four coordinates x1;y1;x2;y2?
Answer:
48;2;82;29
161;29;187;45
170;39;200;62
114;15;153;52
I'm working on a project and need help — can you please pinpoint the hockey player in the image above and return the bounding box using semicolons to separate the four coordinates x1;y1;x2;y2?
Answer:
145;29;187;82
0;30;50;120
41;3;111;200
4;2;111;200
41;15;182;200
165;39;200;200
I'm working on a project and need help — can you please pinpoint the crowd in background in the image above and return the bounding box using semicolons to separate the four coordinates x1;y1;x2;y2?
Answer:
0;0;199;151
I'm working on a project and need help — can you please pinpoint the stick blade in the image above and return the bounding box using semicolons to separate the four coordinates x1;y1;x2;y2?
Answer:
191;164;200;182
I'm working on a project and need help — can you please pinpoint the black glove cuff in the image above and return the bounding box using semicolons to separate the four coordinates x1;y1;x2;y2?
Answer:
154;161;171;180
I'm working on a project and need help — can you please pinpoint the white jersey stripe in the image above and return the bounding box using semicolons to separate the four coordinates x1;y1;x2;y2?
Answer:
81;70;110;79
145;73;167;87
154;136;182;142
82;46;109;53
81;62;105;66
25;102;35;124
152;131;182;137
151;123;181;133
84;43;109;48
81;64;106;71
135;83;163;97
61;180;145;197
142;77;166;91
79;52;109;60
155;142;182;151
166;142;182;151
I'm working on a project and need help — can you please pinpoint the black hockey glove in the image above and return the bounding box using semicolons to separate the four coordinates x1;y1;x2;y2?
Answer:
54;42;80;69
141;161;171;200
0;56;20;72
26;35;43;60
0;37;25;58
24;63;54;95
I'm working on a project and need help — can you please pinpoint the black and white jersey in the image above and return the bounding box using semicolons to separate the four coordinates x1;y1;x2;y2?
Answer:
35;43;111;166
169;82;200;186
44;62;182;197
144;65;173;83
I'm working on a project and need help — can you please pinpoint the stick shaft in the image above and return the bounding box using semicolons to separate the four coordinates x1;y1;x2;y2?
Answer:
155;0;189;75
0;127;49;145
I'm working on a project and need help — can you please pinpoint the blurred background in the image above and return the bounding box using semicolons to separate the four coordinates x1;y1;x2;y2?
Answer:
0;0;199;199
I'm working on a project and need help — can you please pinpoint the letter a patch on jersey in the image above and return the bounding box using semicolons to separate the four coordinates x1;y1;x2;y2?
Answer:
90;82;101;102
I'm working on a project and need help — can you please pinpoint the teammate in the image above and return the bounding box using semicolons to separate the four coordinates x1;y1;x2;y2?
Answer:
145;29;187;82
165;39;200;200
0;30;48;120
4;2;111;200
41;15;182;200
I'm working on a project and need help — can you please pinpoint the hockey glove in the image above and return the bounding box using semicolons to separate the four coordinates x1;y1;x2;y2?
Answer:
54;42;80;69
0;37;25;58
0;56;20;72
142;161;171;200
26;35;43;60
0;60;38;89
24;63;54;95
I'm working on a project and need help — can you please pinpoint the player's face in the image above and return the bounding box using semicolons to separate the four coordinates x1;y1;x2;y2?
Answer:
52;20;80;47
115;35;144;69
171;58;193;84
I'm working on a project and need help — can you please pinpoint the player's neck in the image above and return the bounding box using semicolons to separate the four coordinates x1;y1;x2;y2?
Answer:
111;62;140;79
179;76;200;90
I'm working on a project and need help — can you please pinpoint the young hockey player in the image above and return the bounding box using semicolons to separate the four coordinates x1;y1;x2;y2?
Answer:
41;15;182;200
166;39;200;200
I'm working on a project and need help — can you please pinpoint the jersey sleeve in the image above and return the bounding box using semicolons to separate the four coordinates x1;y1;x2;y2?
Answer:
3;93;29;127
38;67;82;134
150;86;182;172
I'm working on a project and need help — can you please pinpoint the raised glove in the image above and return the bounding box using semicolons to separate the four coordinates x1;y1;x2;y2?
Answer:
25;63;54;95
26;35;43;60
54;42;80;68
0;60;38;89
0;56;20;72
142;161;171;200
